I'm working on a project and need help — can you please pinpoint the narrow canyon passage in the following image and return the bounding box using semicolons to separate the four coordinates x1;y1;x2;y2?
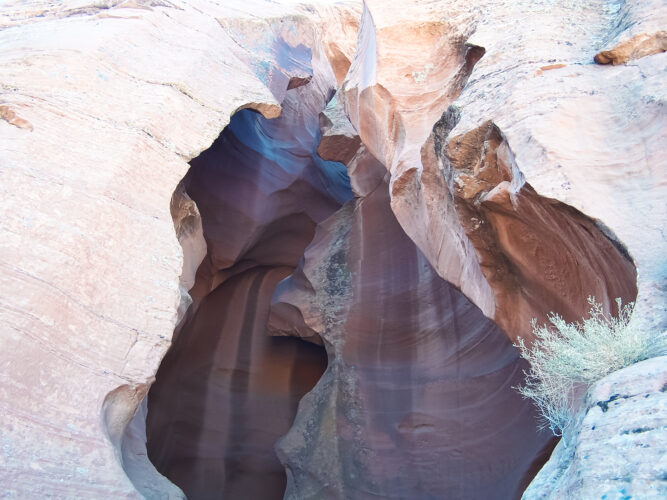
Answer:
3;1;663;499
145;57;354;498
147;266;327;499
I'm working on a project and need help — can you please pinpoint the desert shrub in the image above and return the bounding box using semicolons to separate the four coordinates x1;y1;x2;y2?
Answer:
515;297;667;437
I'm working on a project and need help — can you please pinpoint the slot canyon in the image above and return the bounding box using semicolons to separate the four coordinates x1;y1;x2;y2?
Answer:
1;1;664;499
142;8;636;498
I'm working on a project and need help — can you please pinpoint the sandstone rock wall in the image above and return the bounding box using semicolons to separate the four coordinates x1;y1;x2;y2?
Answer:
524;356;667;499
269;152;556;499
0;0;664;499
0;0;358;497
335;0;662;341
145;29;356;495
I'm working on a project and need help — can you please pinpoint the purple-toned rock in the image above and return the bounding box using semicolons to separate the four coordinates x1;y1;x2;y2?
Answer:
269;148;556;499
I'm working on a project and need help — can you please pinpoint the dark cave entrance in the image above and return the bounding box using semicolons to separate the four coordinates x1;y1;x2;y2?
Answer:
146;266;328;499
145;93;353;498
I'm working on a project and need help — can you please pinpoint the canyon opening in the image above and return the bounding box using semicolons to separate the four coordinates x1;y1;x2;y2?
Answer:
124;5;635;500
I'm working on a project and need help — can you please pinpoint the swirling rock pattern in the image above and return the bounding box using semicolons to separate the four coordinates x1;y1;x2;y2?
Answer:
0;0;664;499
147;266;328;499
145;21;353;499
0;1;357;497
269;152;556;499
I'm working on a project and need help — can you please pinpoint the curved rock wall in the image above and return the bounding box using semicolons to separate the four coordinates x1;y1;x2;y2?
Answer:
145;28;354;498
147;266;328;499
1;0;664;499
445;0;666;334
269;151;556;499
0;1;359;497
336;0;649;342
431;115;637;338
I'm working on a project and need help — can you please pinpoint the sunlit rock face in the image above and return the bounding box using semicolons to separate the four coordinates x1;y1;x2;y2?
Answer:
0;0;332;497
524;356;667;499
430;113;638;340
335;0;648;343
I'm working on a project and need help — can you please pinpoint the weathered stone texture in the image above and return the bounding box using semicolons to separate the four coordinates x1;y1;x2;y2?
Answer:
524;357;667;499
0;0;665;498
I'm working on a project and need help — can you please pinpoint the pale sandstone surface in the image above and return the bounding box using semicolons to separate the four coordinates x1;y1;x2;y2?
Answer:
452;0;667;335
524;356;667;499
0;0;359;497
337;0;665;341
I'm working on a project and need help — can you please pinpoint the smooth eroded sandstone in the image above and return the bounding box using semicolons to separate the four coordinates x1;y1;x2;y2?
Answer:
1;1;664;498
144;23;354;497
269;147;556;500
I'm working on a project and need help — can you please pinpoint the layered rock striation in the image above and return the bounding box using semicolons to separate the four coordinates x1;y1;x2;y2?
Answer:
0;0;358;497
269;151;556;499
0;0;664;499
146;35;354;496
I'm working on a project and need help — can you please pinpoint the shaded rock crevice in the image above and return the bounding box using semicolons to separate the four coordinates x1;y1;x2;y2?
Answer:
141;26;354;498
